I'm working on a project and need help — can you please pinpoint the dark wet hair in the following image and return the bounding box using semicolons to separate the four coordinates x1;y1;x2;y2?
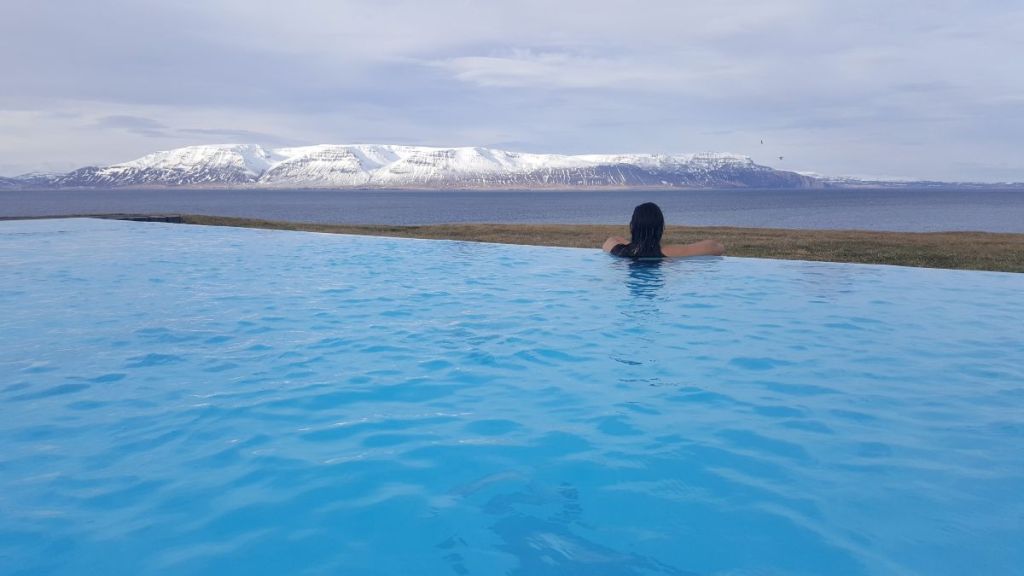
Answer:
621;202;665;258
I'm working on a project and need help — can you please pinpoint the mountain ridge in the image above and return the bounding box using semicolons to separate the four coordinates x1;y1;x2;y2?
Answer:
2;143;820;189
3;143;1021;190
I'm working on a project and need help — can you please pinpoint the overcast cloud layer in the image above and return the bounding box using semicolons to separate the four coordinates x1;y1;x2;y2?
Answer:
1;0;1022;181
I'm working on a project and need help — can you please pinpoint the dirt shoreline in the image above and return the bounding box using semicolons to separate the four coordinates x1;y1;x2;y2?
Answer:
4;213;1021;272
171;215;1024;273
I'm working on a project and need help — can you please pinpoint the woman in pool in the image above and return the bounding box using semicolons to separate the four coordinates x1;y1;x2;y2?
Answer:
603;202;726;258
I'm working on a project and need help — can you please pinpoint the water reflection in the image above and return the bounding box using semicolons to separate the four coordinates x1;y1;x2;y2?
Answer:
444;474;691;576
624;259;666;300
609;260;667;378
611;257;721;388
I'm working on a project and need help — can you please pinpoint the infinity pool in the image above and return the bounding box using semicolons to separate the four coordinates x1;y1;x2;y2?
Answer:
1;218;1021;575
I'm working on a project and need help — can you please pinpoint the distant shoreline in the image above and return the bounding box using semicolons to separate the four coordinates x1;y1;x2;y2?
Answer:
8;214;1020;273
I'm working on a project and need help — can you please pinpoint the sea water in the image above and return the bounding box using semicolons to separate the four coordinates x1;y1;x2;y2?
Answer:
3;188;1024;232
1;218;1021;575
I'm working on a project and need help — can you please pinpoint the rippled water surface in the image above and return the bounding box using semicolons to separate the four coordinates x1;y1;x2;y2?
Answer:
1;218;1022;576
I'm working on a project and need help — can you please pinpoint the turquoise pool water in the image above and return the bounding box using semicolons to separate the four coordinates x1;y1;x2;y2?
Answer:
1;218;1021;576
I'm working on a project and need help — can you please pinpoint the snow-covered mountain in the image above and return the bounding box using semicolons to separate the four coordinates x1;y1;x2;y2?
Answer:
10;143;821;189
2;172;64;188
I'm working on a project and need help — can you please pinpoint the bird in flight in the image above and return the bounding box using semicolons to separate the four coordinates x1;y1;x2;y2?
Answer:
778;156;784;160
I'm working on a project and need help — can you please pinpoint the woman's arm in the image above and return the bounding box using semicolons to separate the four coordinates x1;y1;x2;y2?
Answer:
661;240;726;257
603;236;629;253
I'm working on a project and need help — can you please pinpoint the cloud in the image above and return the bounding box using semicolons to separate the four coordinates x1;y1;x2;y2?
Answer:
1;0;1022;180
94;115;170;138
175;128;300;146
433;51;689;90
91;115;299;145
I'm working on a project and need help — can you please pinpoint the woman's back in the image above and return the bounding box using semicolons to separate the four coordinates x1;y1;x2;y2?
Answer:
602;202;725;259
609;242;664;259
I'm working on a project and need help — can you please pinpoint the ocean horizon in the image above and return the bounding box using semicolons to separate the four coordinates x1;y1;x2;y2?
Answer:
3;187;1024;233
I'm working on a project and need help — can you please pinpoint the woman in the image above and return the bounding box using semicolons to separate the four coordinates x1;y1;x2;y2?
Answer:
603;202;725;258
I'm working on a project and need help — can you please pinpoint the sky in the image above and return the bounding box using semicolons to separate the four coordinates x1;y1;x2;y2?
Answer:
1;0;1022;181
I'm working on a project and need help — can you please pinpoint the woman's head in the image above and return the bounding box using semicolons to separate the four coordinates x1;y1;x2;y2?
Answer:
626;202;665;257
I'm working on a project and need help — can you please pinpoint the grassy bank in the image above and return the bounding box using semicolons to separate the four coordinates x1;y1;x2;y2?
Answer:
178;215;1024;273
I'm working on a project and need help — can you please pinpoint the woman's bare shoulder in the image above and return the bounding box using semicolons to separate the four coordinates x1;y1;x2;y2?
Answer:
661;240;726;258
603;236;629;253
